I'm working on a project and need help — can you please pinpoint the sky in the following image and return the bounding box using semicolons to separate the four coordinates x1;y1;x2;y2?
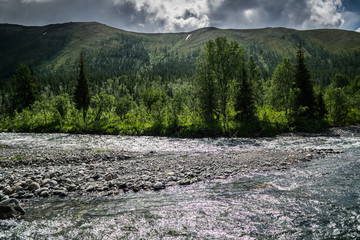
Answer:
0;0;359;33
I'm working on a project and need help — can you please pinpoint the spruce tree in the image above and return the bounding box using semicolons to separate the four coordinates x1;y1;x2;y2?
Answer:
195;40;217;125
294;44;315;117
235;65;256;122
74;51;91;121
13;64;38;112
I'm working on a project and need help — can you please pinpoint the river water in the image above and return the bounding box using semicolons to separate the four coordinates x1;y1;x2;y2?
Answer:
0;128;360;239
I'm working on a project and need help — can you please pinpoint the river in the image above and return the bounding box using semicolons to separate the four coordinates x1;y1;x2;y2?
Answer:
0;127;360;239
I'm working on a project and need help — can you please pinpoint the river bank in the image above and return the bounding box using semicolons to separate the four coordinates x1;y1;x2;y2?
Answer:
0;143;340;203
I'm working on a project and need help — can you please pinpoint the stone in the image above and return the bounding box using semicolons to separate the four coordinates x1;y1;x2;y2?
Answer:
85;184;97;192
167;176;178;182
26;179;33;185
66;184;77;192
53;190;67;197
105;173;113;181
35;188;49;196
153;182;165;190
0;192;5;201
28;182;40;191
0;205;25;220
3;186;13;195
0;198;25;220
0;198;20;206
178;179;191;186
45;180;58;187
40;191;50;197
41;178;51;186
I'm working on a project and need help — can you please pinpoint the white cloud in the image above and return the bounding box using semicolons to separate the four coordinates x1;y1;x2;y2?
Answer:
114;0;211;32
0;0;359;32
356;28;360;32
303;0;344;29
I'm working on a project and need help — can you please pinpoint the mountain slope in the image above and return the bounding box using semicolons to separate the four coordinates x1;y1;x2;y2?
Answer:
1;22;360;83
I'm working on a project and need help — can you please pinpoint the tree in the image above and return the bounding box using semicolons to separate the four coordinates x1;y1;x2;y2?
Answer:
324;85;349;125
248;55;264;106
269;58;295;117
195;36;247;127
74;51;91;121
115;95;133;120
332;73;350;89
13;64;38;112
294;44;315;117
314;90;327;119
90;92;115;123
235;62;256;122
195;39;217;124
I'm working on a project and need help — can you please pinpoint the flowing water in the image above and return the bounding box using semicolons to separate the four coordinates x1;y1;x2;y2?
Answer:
0;128;360;239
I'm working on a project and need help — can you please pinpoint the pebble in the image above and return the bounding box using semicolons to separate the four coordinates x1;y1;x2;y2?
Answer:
3;186;13;196
153;182;165;190
28;182;40;191
105;173;113;181
40;191;50;198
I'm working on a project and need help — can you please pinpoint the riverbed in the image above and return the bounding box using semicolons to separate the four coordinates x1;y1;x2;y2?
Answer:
0;127;359;239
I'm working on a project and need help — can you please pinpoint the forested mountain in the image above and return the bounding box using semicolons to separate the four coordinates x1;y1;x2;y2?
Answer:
1;22;360;136
1;22;360;87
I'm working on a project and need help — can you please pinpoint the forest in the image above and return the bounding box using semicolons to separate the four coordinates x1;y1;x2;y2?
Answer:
0;33;360;137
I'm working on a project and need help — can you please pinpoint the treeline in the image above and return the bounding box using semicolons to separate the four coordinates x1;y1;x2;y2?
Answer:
0;36;359;136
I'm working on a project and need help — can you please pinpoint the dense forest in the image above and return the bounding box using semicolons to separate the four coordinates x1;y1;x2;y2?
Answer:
0;23;360;136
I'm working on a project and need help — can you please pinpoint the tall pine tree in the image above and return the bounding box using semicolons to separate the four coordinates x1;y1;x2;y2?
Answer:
13;64;38;112
294;44;315;117
74;51;91;121
235;63;256;122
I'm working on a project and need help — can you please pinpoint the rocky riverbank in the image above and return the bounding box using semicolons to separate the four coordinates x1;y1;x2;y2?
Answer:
0;144;341;202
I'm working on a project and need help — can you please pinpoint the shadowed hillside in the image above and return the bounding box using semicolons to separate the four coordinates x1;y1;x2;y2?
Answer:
1;22;360;86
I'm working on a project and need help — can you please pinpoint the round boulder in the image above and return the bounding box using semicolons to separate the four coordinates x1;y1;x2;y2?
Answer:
28;182;40;191
153;182;165;190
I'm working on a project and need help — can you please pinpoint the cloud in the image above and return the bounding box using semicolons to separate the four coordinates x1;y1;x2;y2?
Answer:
356;27;360;32
114;0;211;32
0;0;359;32
303;0;344;28
207;0;346;30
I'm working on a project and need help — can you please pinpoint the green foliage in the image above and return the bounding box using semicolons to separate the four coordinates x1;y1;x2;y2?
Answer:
235;65;256;123
195;36;255;130
115;95;133;120
195;40;217;124
293;44;316;117
269;58;295;117
332;73;350;89
324;85;350;126
13;64;38;112
248;56;265;106
74;51;91;121
1;25;360;137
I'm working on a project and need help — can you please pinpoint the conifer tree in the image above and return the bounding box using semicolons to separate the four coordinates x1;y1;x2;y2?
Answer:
74;51;91;121
13;64;38;112
235;63;255;122
294;44;315;117
195;40;217;124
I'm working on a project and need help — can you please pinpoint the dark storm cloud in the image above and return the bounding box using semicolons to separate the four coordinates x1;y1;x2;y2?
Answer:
0;0;358;32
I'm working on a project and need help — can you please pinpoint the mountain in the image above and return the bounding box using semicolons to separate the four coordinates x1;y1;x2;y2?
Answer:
1;22;360;86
